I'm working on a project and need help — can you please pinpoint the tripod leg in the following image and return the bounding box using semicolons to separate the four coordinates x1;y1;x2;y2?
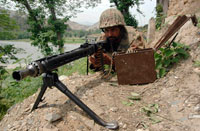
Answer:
54;78;118;130
31;81;48;111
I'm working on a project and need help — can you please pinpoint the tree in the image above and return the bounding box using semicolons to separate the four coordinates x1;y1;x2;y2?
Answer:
0;8;21;85
110;0;143;28
1;0;100;55
155;4;164;30
0;9;19;40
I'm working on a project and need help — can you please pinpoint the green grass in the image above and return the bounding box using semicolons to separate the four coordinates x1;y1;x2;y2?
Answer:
194;60;200;67
0;71;42;120
9;39;31;42
64;37;85;44
1;76;42;102
58;57;94;76
198;17;200;28
1;37;85;44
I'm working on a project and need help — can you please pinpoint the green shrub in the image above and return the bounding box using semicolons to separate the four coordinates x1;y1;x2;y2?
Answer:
0;71;42;120
155;42;189;78
155;4;166;30
197;17;200;28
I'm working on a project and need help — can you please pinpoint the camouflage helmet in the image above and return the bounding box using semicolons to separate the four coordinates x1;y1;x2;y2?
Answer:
99;8;126;29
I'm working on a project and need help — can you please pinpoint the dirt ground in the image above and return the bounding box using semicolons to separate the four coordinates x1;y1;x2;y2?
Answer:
1;5;200;129
0;40;200;131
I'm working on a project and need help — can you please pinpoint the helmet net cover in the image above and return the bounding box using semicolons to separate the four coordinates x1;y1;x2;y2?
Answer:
99;8;126;29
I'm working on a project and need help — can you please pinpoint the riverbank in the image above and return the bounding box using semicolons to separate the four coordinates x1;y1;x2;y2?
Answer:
0;40;81;69
1;37;85;44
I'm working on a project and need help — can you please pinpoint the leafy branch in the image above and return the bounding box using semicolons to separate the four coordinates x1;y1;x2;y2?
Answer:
155;42;190;78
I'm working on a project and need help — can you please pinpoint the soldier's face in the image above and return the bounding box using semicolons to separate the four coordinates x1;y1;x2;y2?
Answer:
104;26;121;42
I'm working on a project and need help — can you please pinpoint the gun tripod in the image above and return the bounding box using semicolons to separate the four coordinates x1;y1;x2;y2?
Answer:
31;72;119;130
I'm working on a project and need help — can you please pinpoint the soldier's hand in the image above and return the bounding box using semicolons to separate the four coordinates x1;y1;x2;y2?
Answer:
126;45;137;54
89;48;102;70
102;53;112;65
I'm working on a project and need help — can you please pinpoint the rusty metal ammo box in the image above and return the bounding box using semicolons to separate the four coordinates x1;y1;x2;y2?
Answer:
114;48;157;85
114;15;190;85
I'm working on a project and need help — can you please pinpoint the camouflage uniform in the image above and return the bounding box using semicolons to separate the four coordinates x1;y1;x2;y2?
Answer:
97;26;145;54
89;8;146;71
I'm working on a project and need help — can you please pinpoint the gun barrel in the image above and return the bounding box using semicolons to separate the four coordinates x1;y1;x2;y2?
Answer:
12;70;28;81
12;64;39;81
12;40;107;81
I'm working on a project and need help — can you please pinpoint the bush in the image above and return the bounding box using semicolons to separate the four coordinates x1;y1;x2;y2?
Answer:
155;4;165;30
0;69;42;120
155;42;189;78
16;31;31;39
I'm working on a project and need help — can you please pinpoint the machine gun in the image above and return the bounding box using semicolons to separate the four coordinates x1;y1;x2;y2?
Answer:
12;41;118;130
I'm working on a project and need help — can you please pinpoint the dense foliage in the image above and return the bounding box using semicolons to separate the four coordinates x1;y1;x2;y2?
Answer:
155;42;189;78
155;4;165;30
0;45;23;120
1;0;100;56
110;0;143;28
0;45;22;85
0;9;19;40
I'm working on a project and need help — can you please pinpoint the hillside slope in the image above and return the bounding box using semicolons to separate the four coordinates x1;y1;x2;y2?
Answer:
0;41;200;131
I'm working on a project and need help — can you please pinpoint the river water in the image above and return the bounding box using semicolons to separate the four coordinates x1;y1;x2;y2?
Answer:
0;41;80;68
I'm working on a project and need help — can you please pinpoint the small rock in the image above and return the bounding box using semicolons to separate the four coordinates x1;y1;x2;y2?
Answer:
86;90;94;97
29;103;34;109
136;129;143;131
42;123;59;131
45;113;62;122
194;104;200;112
82;94;88;99
71;81;76;84
122;124;127;129
83;120;94;129
170;100;181;106
189;114;200;119
78;125;85;130
101;83;105;86
136;129;149;131
119;122;123;126
7;124;13;129
179;116;188;121
21;121;27;127
69;114;77;120
24;107;30;112
194;68;200;74
110;107;119;112
117;116;122;120
59;75;68;81
27;118;34;125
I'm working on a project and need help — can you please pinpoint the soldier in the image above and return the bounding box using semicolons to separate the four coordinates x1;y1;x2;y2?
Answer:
89;8;146;72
